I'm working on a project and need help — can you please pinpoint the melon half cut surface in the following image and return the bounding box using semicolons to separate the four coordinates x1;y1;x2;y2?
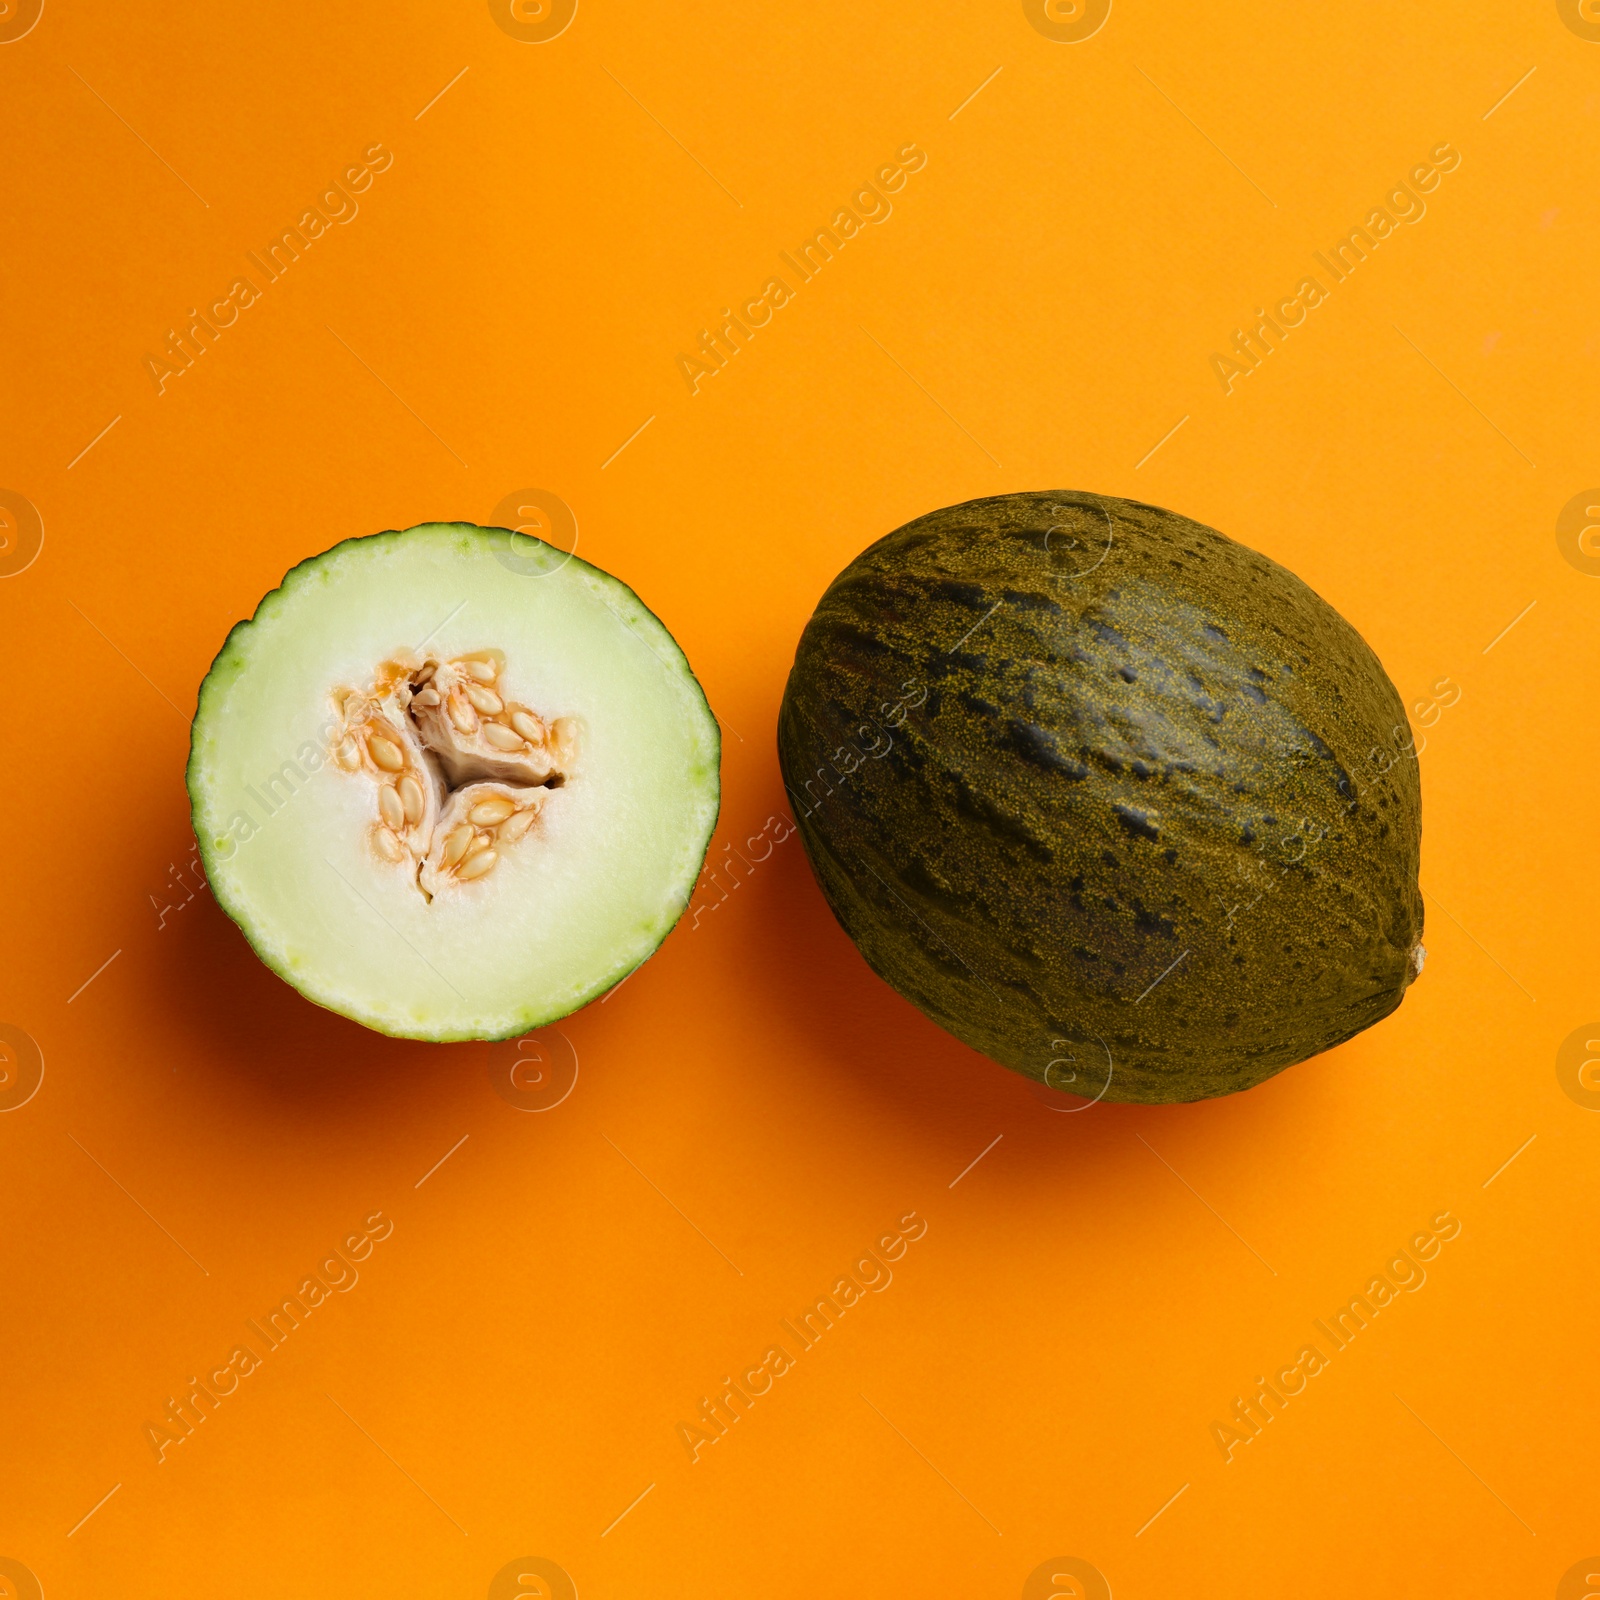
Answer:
188;524;721;1040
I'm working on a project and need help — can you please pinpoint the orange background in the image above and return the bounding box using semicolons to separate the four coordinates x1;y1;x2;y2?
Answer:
2;1;1598;1595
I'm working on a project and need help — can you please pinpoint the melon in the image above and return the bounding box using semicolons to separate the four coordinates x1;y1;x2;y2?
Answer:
777;491;1423;1103
188;523;719;1040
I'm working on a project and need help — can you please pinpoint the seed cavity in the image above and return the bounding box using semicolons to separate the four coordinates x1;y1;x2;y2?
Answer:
336;648;575;894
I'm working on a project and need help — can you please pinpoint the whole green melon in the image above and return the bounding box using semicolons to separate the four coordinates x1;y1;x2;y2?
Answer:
777;492;1423;1104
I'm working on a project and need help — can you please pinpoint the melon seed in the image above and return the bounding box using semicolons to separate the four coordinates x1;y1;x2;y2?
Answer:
457;849;498;880
448;694;478;734
415;663;436;684
412;686;441;707
378;785;405;830
369;734;404;771
482;723;523;751
469;796;515;825
461;659;498;684
510;710;545;744
375;827;404;862
498;809;537;844
466;686;503;714
441;824;473;867
550;717;581;762
337;737;360;770
398;775;424;825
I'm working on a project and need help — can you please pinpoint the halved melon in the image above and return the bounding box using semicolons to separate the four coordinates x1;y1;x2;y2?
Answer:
188;523;720;1039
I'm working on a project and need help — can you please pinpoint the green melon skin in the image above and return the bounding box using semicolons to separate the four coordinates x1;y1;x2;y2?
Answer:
188;523;720;1041
777;492;1423;1104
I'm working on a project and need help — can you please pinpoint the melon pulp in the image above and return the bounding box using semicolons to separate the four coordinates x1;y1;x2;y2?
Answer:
188;523;720;1040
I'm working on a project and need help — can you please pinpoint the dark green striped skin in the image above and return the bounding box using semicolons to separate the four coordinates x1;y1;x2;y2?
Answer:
777;492;1423;1104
